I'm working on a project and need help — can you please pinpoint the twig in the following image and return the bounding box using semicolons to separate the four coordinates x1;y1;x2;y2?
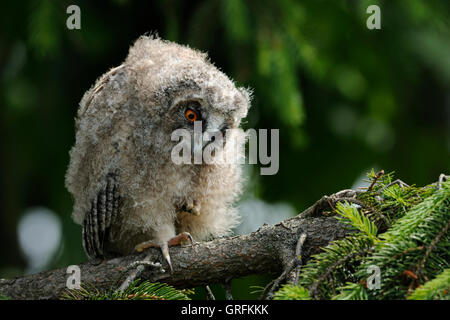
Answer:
293;233;307;285
205;285;215;300
437;174;449;190
309;248;371;299
301;190;357;218
336;197;391;228
380;179;410;193
223;281;233;300
416;218;450;281
263;267;290;300
117;254;164;292
368;170;385;191
261;233;307;300
258;279;275;300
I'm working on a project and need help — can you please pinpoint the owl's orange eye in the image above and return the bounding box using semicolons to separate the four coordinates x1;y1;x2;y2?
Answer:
185;108;198;122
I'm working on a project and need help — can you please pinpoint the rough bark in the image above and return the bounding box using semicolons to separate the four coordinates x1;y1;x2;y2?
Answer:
0;194;353;300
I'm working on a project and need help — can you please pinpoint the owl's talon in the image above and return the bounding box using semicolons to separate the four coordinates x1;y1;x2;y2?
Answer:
160;242;173;273
134;232;195;273
168;231;195;247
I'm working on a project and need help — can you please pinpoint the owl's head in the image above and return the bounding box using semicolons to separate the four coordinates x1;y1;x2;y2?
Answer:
121;36;251;157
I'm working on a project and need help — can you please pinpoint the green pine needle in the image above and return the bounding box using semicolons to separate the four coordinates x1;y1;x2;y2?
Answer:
273;284;311;300
332;282;369;300
408;268;450;300
277;171;449;300
335;201;378;240
61;280;193;300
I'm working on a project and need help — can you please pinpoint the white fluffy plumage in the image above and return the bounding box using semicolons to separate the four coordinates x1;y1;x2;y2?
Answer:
65;35;251;260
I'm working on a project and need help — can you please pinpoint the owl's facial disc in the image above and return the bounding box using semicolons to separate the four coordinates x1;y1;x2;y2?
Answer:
169;92;245;166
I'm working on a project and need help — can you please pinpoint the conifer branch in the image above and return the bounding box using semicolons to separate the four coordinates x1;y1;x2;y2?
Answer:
0;196;352;300
1;173;447;300
416;218;450;280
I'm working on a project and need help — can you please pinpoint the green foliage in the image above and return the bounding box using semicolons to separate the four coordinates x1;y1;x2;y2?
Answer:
408;268;450;300
61;280;193;300
357;177;450;299
335;201;378;240
298;233;375;298
332;282;369;300
275;172;450;300
0;0;449;300
28;0;63;58
273;284;310;300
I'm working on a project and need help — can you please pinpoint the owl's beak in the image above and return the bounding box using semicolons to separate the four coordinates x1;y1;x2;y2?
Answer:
220;123;231;141
202;122;230;150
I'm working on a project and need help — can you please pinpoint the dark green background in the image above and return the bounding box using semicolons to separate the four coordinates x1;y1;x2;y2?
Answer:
0;0;449;299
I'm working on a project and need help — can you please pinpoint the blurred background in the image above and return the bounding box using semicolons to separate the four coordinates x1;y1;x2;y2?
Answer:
0;0;449;299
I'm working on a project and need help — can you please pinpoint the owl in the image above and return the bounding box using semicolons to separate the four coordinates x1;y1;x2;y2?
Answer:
65;35;251;271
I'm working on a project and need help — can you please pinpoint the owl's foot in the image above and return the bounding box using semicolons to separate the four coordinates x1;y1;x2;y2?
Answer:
134;232;195;273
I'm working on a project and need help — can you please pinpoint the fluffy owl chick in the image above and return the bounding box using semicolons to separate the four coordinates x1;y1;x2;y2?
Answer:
65;35;251;271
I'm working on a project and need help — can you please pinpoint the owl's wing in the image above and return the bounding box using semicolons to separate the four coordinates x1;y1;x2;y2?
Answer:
78;64;125;118
82;173;120;259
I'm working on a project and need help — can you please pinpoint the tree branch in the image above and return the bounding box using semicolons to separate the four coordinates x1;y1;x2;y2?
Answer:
0;195;352;300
